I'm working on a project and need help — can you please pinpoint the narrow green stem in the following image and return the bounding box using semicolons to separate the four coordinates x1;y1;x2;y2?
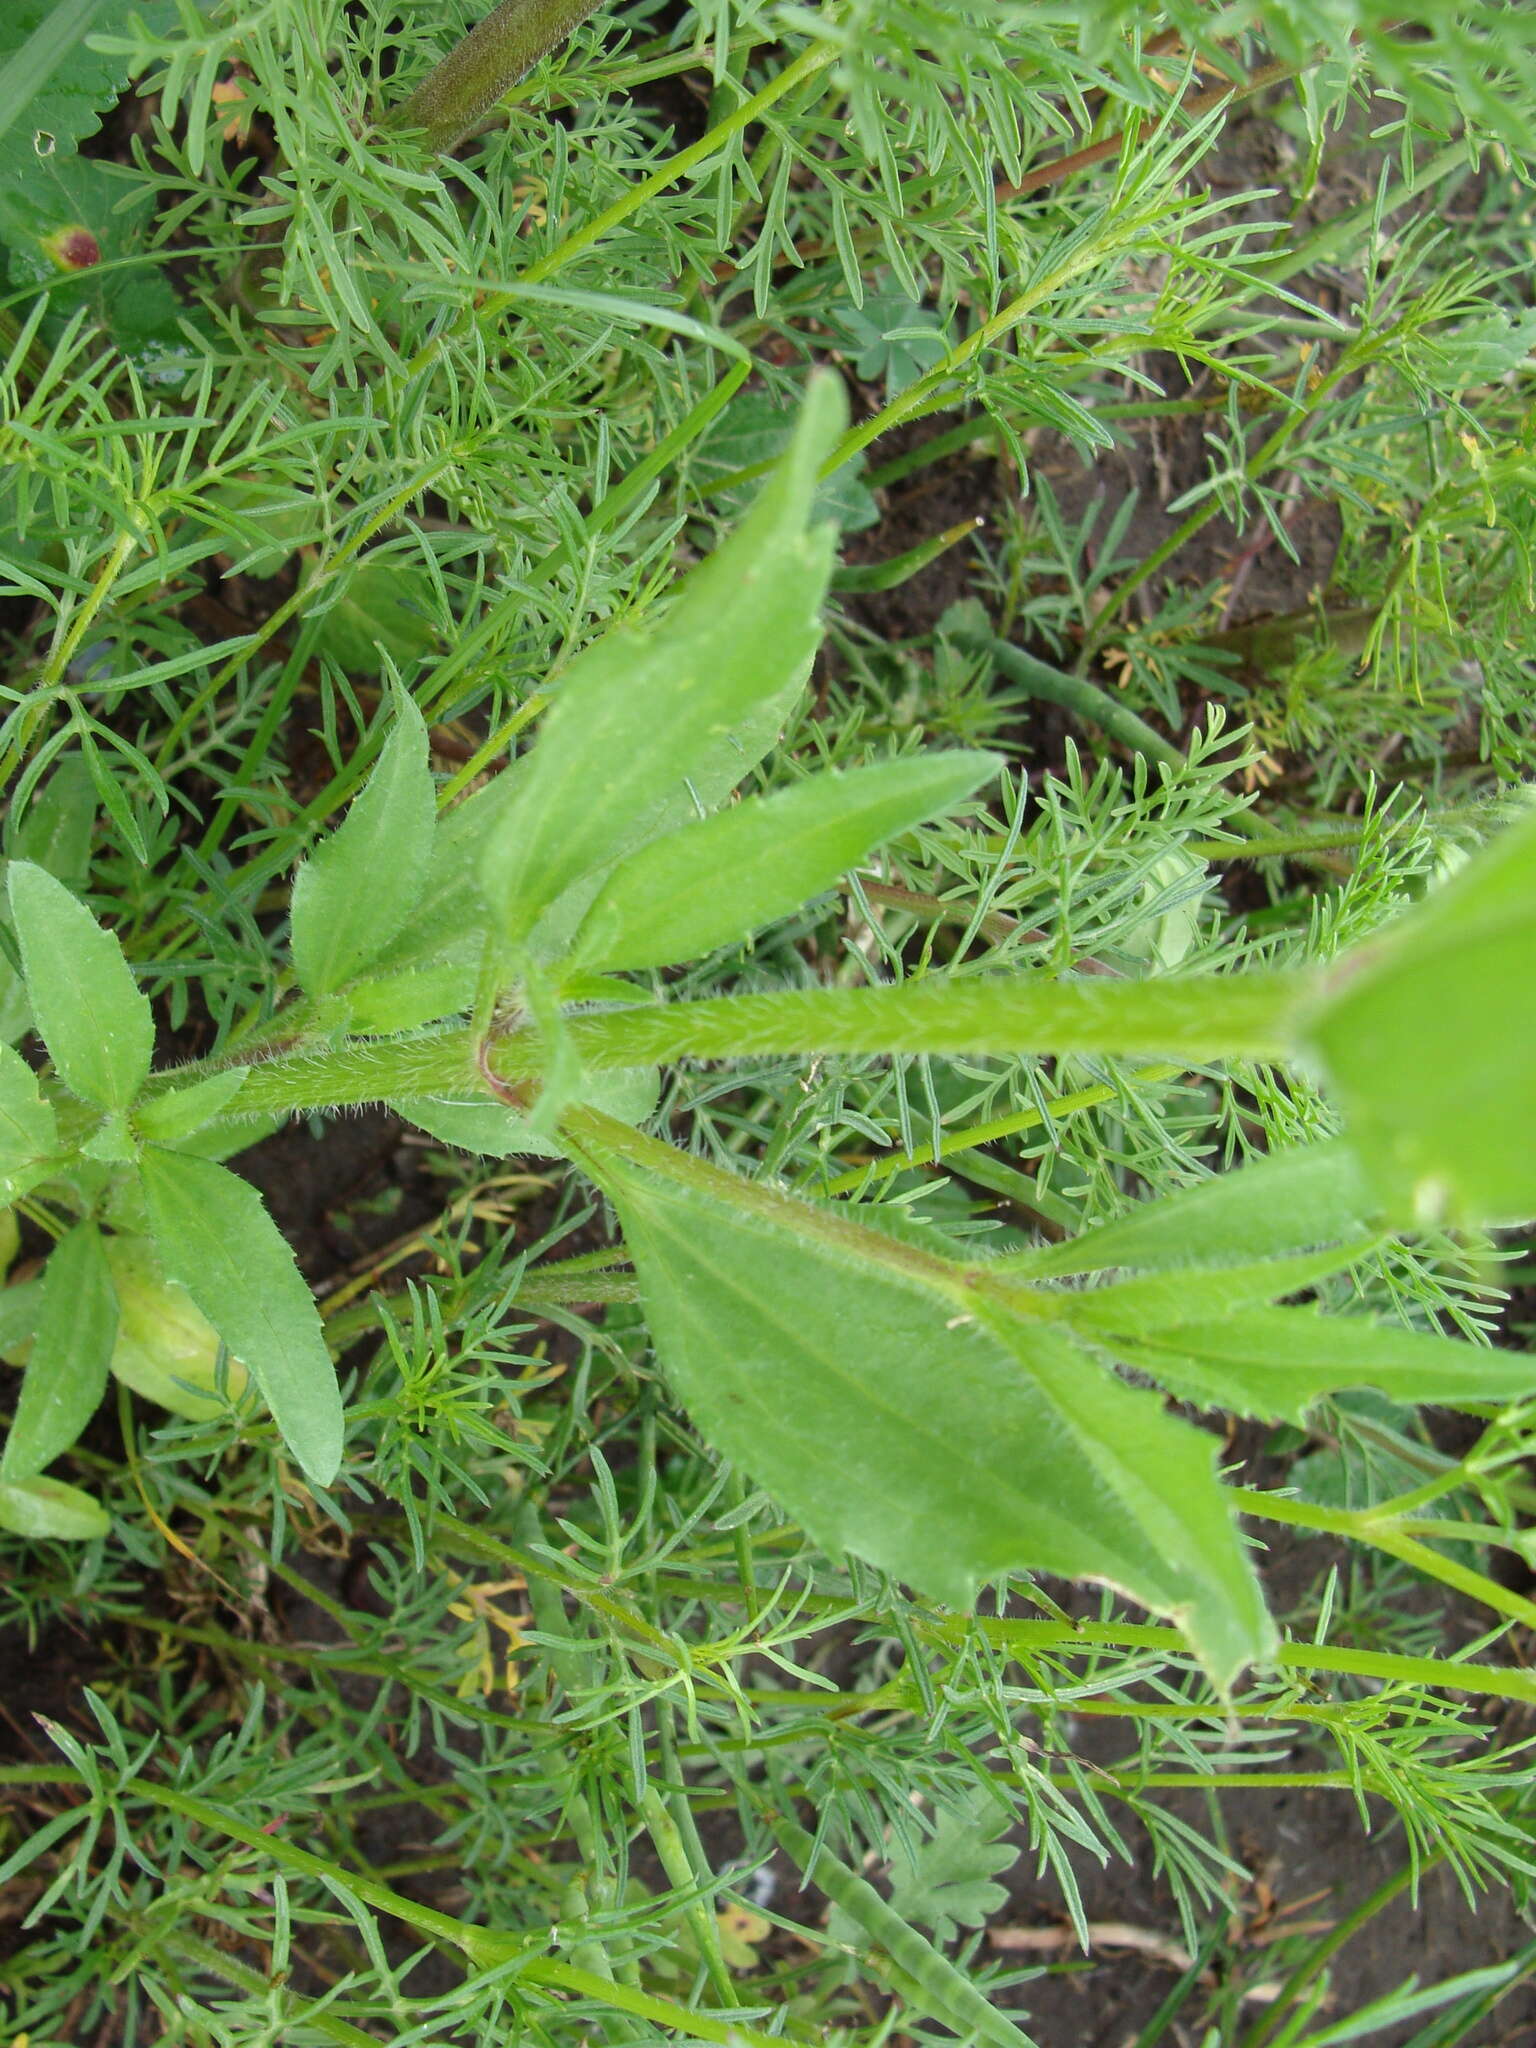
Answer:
225;1028;479;1113
406;39;839;376
0;1767;791;2048
642;1776;738;2006
965;633;1345;868
384;0;606;153
966;632;1186;774
152;448;464;795
163;1932;382;2048
1184;823;1369;862
808;1064;1180;1197
1237;1865;1418;2048
1077;346;1363;662
1231;1488;1536;1634
520;40;837;288
181;964;1307;1122
928;1614;1536;1708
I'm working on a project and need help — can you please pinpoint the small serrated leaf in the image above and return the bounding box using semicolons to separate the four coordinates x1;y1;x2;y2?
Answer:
887;1791;1021;1947
135;1066;248;1145
0;1040;57;1197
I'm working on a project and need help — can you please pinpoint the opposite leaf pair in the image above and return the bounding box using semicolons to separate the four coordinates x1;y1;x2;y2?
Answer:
0;862;343;1518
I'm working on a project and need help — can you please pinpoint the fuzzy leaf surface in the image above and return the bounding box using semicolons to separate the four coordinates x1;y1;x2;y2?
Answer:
395;1065;657;1162
1014;1139;1378;1279
1116;1306;1536;1424
569;752;999;973
479;376;844;944
363;629;818;1002
291;692;437;998
570;1112;1273;1689
1057;1242;1379;1334
0;1040;58;1196
7;861;153;1110
1306;803;1536;1226
139;1149;341;1486
0;1222;116;1483
135;1067;248;1146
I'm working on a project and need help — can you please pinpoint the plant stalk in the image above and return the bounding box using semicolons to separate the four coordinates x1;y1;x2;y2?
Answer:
384;0;606;154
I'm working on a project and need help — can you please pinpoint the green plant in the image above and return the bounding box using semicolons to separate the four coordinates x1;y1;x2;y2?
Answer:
3;377;1534;1688
3;1;1536;2043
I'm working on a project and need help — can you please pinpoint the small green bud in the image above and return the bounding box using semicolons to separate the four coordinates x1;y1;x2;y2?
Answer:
103;1234;250;1420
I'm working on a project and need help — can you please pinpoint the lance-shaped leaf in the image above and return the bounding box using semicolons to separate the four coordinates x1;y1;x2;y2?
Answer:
1112;1305;1536;1425
138;1149;342;1487
6;862;153;1110
1304;801;1536;1226
0;1040;58;1201
566;1108;1273;1690
568;751;1000;974
12;752;96;886
360;606;824;1007
134;1066;249;1146
0;1475;109;1542
290;691;436;997
1011;1138;1379;1279
0;1222;117;1484
1054;1241;1380;1335
479;376;845;945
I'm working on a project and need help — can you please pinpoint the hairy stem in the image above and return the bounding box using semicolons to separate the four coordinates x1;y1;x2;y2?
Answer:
383;0;606;154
